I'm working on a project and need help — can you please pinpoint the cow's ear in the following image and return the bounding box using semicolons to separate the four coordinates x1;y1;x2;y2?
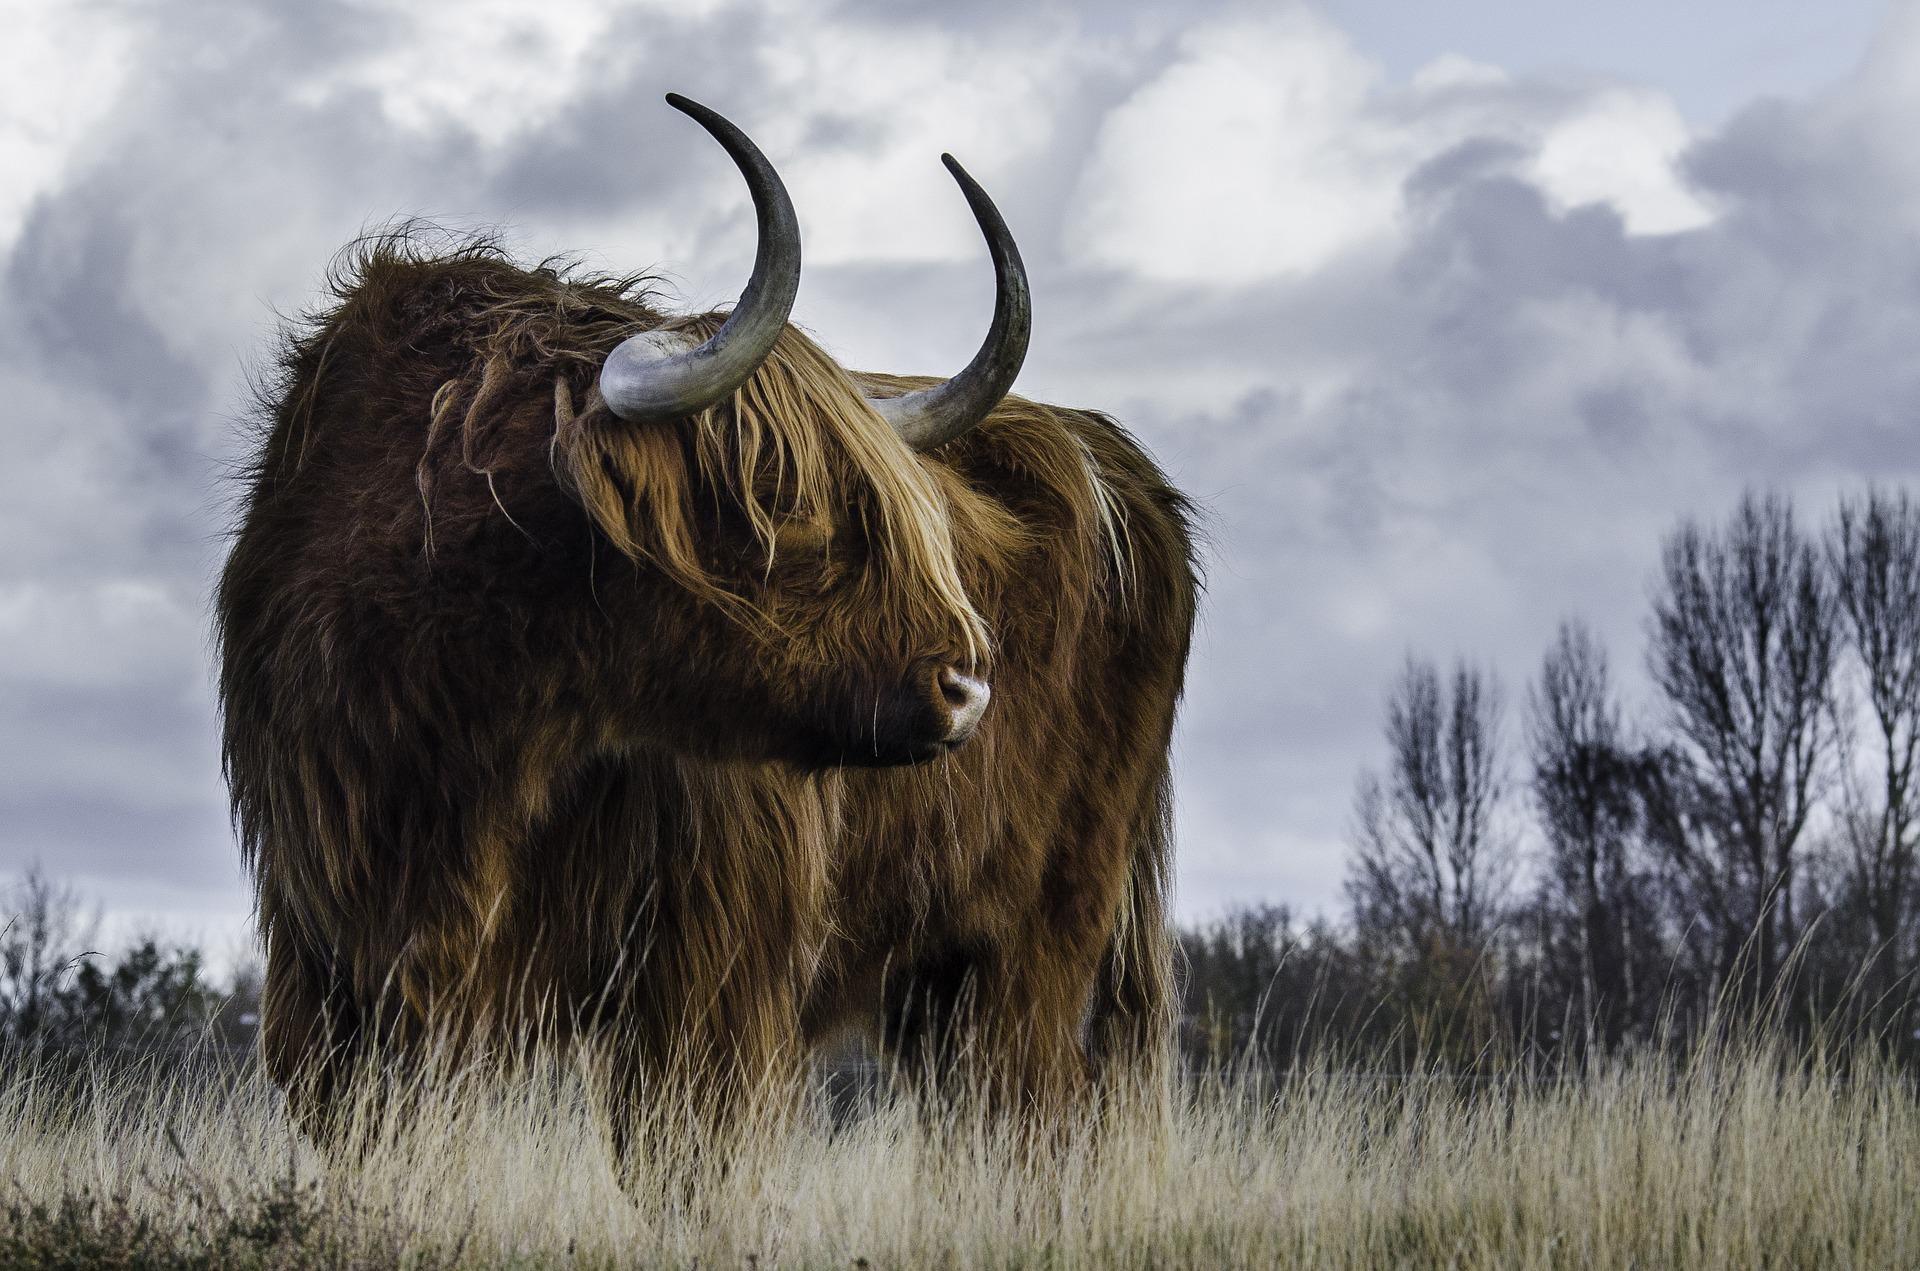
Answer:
547;374;592;488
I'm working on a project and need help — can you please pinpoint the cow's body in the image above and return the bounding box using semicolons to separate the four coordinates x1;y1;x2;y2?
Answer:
218;240;1195;1145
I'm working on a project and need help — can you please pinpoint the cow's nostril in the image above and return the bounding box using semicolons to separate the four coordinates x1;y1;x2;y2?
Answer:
936;667;992;741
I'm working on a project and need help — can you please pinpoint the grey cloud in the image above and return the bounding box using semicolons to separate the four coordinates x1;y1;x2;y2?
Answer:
1575;383;1654;447
486;7;778;218
1402;136;1531;201
0;787;231;893
7;200;208;419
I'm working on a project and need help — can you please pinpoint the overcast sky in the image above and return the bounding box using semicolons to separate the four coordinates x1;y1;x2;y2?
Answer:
2;0;1915;951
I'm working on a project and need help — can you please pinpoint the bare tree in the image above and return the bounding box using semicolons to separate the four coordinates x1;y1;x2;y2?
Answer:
1828;487;1920;979
1526;620;1666;1043
1348;657;1514;961
0;867;100;1043
0;869;226;1050
1645;490;1838;996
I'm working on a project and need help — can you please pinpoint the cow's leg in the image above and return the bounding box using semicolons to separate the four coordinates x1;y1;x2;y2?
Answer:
882;920;1112;1116
260;928;367;1149
972;933;1105;1114
591;997;803;1194
587;920;810;1185
968;776;1171;1116
1083;765;1178;1094
881;945;985;1099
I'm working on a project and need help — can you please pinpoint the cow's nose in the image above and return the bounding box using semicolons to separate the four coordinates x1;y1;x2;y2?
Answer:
937;667;992;742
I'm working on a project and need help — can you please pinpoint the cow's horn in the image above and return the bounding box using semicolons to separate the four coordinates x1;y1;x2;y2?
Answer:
600;95;801;423
869;155;1031;452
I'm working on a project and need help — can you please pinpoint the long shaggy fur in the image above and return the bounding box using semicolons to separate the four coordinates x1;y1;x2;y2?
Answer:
218;232;1198;1145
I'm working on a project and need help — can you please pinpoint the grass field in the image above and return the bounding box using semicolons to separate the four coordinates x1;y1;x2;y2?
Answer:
2;1037;1916;1268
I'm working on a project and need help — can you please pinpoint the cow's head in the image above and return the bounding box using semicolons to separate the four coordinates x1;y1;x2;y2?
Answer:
550;95;1029;769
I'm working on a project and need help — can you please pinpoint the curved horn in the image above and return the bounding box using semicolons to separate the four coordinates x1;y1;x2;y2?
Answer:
600;94;801;423
870;155;1031;452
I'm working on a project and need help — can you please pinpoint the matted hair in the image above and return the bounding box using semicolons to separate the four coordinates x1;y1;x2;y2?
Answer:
357;237;996;665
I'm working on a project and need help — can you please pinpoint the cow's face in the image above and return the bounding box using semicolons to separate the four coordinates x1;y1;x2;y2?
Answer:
532;95;1027;768
559;322;996;770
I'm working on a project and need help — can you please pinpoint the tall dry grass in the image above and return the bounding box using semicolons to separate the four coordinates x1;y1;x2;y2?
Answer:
2;1034;1916;1268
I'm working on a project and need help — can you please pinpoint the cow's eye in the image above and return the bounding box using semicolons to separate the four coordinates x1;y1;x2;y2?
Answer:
770;517;833;561
763;517;866;594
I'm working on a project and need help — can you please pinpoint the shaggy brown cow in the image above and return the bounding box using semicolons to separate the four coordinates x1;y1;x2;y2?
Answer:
217;96;1197;1150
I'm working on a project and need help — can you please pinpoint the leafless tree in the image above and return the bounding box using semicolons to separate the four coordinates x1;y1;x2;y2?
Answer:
0;867;100;1043
0;869;228;1050
1828;488;1920;980
1348;657;1515;961
1645;490;1838;996
1525;620;1666;1042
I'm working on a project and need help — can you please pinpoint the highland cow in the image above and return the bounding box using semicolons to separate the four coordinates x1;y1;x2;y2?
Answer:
217;96;1197;1152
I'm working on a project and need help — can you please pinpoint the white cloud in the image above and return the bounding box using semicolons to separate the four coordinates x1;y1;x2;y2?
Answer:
1409;54;1510;93
1069;10;1400;282
757;17;1100;266
0;0;133;247
295;0;634;142
1066;7;1714;285
1529;88;1714;233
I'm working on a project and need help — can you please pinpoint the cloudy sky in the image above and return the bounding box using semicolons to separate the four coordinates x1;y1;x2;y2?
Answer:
2;0;1915;951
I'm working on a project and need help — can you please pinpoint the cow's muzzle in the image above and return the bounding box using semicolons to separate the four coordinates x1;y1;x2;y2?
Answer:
797;660;994;769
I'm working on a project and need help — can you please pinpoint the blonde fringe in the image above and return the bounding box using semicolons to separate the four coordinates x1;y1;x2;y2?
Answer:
376;239;1135;672
555;315;992;666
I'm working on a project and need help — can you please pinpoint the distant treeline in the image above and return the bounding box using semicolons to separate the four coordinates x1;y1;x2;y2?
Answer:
10;488;1920;1071
1181;486;1920;1071
0;870;257;1053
